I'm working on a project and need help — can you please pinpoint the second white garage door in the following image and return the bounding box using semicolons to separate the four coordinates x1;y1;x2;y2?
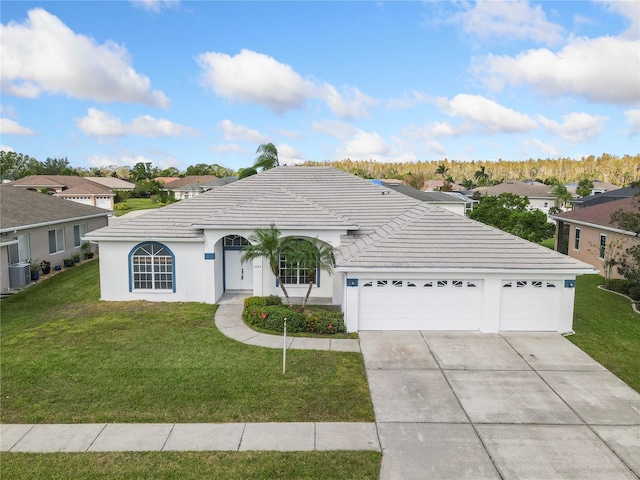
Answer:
358;279;483;330
499;280;562;331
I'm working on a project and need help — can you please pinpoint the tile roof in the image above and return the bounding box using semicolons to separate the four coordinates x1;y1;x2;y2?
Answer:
553;197;639;232
85;177;136;190
86;167;592;272
423;180;465;191
161;176;219;189
571;187;640;208
0;184;111;232
10;175;113;194
379;182;467;203
472;181;555;198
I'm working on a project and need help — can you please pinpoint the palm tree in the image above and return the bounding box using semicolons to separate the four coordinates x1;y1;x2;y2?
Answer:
435;164;448;177
474;166;490;186
551;185;573;210
286;238;335;311
241;224;292;305
253;143;279;171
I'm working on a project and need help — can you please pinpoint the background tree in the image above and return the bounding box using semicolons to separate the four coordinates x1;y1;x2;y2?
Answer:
238;167;257;179
474;166;490;186
469;193;555;243
158;167;181;177
576;179;594;197
131;162;158;182
0;151;42;180
241;224;292;305
253;143;279;171
41;157;77;175
286;239;335;311
404;172;426;190
435;164;448;177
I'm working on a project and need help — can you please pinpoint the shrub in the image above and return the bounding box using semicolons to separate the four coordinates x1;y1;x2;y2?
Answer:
605;279;631;296
114;202;130;211
242;296;346;334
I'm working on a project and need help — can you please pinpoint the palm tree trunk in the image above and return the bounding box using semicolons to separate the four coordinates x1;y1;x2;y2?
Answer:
276;274;292;306
301;281;313;311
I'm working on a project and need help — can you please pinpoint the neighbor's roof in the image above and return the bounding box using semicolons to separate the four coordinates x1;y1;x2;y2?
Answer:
553;197;639;233
86;167;593;272
379;181;467;204
0;184;111;232
161;175;219;189
10;175;114;194
423;179;465;191
571;187;640;208
172;177;239;192
85;177;135;190
472;181;555;198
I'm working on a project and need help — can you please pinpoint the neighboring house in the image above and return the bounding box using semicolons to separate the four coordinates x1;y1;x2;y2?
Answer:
84;177;135;191
374;180;467;215
564;180;620;197
423;179;465;191
0;185;110;291
86;167;593;334
552;197;640;280
10;175;116;210
161;175;220;200
169;177;238;200
570;186;640;210
153;177;181;185
471;181;559;214
441;191;478;215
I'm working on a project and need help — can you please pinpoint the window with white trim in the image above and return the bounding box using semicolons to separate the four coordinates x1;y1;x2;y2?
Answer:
574;228;580;250
74;223;87;247
279;251;309;285
131;243;174;290
599;235;606;259
8;234;30;264
48;227;65;254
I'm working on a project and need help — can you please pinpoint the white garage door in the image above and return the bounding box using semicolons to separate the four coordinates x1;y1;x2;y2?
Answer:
359;279;483;330
96;197;112;210
499;280;562;331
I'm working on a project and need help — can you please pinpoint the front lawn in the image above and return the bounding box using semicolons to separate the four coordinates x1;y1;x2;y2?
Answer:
0;452;382;480
571;274;640;392
113;198;163;216
0;261;374;423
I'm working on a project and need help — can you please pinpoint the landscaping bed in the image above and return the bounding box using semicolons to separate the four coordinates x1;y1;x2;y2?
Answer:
0;261;374;423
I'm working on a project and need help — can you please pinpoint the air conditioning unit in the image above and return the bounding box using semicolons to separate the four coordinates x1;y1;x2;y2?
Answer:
9;262;30;288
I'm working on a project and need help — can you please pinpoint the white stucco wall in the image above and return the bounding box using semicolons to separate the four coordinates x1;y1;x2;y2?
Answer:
97;240;206;302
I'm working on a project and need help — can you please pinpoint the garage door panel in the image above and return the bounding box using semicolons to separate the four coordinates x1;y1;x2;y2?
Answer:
499;281;561;331
359;280;482;330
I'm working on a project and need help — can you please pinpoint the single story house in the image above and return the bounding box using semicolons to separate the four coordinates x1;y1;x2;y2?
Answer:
86;167;594;333
423;179;466;191
1;185;110;291
161;175;221;200
10;175;117;210
375;180;468;215
167;177;238;200
84;177;135;191
471;181;560;214
564;180;620;197
552;197;639;279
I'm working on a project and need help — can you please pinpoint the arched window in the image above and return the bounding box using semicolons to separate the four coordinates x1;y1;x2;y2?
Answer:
129;242;175;292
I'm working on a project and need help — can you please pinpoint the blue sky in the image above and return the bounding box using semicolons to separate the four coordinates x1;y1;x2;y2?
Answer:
1;1;638;172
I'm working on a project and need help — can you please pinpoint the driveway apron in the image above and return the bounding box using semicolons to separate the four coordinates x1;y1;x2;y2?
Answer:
359;330;640;480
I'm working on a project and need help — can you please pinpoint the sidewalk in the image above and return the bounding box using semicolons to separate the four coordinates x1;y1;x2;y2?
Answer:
1;422;380;453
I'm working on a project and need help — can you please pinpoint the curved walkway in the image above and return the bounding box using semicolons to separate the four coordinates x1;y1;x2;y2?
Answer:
215;294;360;353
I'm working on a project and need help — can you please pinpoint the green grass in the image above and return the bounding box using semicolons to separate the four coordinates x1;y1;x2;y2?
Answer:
0;451;382;480
0;261;374;423
539;237;555;249
114;198;162;216
571;274;640;392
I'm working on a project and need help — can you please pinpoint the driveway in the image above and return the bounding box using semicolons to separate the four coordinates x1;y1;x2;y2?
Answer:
360;331;640;480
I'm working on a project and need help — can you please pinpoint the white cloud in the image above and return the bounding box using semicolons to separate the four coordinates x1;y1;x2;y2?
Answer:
1;8;169;107
0;144;15;152
313;120;390;160
527;138;560;157
386;90;429;110
458;0;564;45
86;153;181;169
624;109;640;135
538;112;607;142
131;0;180;13
0;118;35;135
597;0;639;39
475;36;640;105
403;120;470;140
217;119;269;143
197;49;374;118
210;143;249;154
437;94;538;133
276;143;307;165
76;108;197;137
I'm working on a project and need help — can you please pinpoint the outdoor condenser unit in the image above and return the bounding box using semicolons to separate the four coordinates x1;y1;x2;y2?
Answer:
9;262;30;288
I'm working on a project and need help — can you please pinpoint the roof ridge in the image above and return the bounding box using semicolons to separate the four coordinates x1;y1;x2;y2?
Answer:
283;186;358;226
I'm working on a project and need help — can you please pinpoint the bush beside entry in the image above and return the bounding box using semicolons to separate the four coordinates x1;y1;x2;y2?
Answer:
243;296;346;335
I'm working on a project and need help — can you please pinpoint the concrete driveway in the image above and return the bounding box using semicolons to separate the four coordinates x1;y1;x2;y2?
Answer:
360;331;640;480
